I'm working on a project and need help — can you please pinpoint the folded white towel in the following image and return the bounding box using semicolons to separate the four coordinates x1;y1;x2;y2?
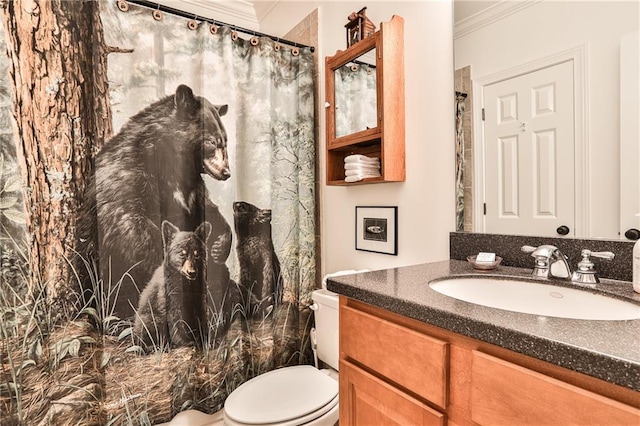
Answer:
345;173;380;183
345;169;381;177
344;154;380;164
344;160;380;167
344;162;379;170
344;163;380;171
345;156;379;162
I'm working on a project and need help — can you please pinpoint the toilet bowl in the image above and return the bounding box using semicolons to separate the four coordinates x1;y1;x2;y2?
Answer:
223;365;338;426
222;289;340;426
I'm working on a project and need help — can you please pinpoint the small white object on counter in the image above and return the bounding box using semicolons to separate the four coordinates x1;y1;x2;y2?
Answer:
475;252;496;263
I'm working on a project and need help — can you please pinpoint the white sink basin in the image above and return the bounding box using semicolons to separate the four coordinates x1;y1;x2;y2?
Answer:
429;277;640;320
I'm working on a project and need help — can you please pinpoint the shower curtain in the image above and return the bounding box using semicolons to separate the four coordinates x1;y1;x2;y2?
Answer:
0;1;315;424
455;94;466;232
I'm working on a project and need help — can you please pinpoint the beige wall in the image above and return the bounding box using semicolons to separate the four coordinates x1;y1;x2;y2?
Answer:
261;2;456;276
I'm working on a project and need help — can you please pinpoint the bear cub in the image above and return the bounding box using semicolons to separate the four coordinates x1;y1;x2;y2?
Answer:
133;220;211;349
233;201;283;319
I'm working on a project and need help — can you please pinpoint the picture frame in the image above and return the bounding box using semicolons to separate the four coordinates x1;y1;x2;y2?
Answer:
355;206;398;255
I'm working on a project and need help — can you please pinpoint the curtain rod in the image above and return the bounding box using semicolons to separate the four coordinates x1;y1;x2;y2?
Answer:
123;0;315;53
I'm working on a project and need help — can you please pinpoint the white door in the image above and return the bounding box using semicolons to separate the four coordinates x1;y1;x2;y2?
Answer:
620;32;640;240
482;60;574;237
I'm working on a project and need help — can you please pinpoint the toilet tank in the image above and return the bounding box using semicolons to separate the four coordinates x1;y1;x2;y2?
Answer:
311;289;339;371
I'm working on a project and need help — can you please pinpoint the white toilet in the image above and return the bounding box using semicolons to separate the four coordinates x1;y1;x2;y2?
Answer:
223;289;340;426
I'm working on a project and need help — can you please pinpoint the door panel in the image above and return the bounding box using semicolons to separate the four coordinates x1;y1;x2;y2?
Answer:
498;135;519;216
483;60;574;236
533;129;557;216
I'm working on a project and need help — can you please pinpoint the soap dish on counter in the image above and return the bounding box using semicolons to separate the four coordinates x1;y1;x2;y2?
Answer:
467;255;503;271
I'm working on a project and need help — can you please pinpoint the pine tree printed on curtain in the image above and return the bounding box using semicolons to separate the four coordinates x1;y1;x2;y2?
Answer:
0;1;316;424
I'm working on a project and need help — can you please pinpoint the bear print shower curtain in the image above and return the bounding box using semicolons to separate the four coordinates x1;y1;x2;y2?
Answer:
0;1;315;423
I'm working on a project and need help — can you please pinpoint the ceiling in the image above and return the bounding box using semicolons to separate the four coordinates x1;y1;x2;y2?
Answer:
175;0;503;25
155;0;513;40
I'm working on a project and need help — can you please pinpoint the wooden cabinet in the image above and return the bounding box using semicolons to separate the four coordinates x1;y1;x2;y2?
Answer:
325;16;405;185
470;351;640;425
340;360;444;426
340;303;448;408
339;296;640;426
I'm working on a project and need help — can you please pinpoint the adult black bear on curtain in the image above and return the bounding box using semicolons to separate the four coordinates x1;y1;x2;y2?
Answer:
233;201;283;318
77;85;233;321
133;220;211;349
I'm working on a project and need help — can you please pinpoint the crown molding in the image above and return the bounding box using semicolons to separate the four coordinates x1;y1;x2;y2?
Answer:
454;0;541;39
252;1;279;22
169;0;260;26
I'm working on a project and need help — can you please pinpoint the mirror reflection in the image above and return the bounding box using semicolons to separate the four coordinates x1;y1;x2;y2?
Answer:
454;0;639;240
334;49;377;138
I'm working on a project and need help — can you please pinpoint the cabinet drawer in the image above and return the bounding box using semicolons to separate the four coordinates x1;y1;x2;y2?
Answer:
340;360;445;426
340;304;449;408
471;350;640;425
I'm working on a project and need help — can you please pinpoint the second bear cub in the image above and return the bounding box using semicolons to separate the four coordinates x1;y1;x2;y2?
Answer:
134;220;211;349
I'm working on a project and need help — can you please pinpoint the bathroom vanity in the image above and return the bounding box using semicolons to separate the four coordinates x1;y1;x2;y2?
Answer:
328;261;640;425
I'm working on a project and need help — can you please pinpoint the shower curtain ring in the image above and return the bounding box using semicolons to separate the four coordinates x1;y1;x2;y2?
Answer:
250;32;259;46
152;4;162;21
188;15;200;30
117;0;129;12
274;37;281;52
209;22;219;35
231;27;239;41
291;45;300;56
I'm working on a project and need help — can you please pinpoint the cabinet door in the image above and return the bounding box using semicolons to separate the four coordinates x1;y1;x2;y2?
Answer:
340;304;449;408
471;351;640;425
340;360;445;426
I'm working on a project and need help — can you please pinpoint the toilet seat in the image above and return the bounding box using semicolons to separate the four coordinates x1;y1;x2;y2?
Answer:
224;365;339;426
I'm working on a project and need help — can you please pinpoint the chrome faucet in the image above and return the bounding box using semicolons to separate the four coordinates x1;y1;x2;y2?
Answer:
571;249;615;284
522;245;615;284
521;245;572;280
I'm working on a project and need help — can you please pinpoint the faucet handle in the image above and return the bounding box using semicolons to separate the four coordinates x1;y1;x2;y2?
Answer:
522;245;554;278
586;250;615;261
572;249;614;284
522;244;558;258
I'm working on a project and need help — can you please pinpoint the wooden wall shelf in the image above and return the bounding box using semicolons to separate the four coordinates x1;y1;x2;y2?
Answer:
325;15;405;186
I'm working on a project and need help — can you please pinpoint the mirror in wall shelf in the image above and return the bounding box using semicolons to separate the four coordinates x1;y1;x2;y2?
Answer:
453;0;640;240
325;15;405;186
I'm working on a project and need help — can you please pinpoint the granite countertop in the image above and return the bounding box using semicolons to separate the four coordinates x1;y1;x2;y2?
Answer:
326;260;640;392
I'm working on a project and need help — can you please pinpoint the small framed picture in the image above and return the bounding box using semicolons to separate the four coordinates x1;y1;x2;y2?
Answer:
355;206;398;255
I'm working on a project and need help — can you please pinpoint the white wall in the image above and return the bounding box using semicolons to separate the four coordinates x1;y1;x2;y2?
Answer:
261;2;456;276
454;1;639;239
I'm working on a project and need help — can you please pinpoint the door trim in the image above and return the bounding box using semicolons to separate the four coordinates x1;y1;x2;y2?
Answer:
472;44;589;236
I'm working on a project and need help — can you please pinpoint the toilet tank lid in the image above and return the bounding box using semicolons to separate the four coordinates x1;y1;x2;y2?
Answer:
311;289;338;309
224;365;338;424
322;269;369;289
